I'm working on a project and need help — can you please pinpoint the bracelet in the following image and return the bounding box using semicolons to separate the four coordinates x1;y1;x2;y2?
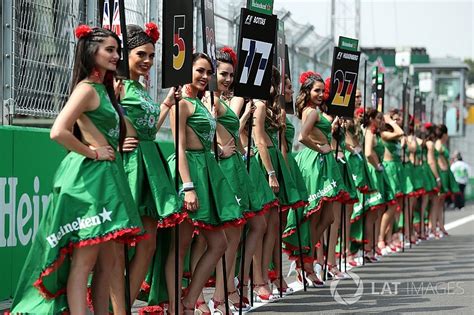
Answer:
94;150;98;160
182;182;194;191
436;177;441;182
267;170;276;177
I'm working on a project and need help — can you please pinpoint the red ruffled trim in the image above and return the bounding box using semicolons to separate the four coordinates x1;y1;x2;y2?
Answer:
139;305;165;315
244;199;278;219
342;197;359;205
369;202;387;212
395;192;405;199
188;216;246;231
33;227;143;299
141;280;151;293
268;270;278;282
157;211;189;229
280;200;308;212
358;185;370;193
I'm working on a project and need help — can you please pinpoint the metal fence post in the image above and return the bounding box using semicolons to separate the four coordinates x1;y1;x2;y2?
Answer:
148;0;160;102
86;0;98;26
2;0;13;125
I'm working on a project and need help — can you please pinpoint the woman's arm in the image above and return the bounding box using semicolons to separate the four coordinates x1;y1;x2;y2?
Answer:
280;110;289;163
364;130;379;167
380;114;404;141
426;141;440;185
50;83;114;161
157;87;181;130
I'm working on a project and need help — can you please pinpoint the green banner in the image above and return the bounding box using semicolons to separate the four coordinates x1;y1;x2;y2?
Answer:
338;36;359;52
247;0;274;15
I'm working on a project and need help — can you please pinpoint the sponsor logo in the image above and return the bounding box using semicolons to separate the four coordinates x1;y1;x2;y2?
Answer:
0;177;51;247
308;180;337;202
330;271;364;305
46;208;113;248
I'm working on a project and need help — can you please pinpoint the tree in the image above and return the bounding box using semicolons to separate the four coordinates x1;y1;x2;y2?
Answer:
465;58;474;84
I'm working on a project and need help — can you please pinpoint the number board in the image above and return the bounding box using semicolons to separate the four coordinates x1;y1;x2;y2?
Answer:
371;67;378;109
100;0;129;79
284;44;294;115
376;73;385;113
234;8;277;100
327;46;361;118
201;0;217;91
414;88;422;122
162;0;193;88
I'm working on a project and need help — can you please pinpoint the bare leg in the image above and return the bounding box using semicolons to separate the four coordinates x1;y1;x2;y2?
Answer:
379;204;396;249
92;242;115;314
252;211;272;297
327;202;342;266
182;229;228;309
110;217;157;314
213;226;242;304
67;244;100;315
165;221;195;314
261;210;278;285
345;205;356;263
420;195;429;238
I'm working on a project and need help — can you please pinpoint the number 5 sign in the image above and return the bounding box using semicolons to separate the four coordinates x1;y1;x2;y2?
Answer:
234;8;277;100
162;0;193;88
327;46;361;118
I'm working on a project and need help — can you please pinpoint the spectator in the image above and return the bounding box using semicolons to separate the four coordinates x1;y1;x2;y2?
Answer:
450;151;471;210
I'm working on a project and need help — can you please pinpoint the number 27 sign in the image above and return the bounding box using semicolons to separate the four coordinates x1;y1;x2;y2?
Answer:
327;47;361;118
234;8;277;100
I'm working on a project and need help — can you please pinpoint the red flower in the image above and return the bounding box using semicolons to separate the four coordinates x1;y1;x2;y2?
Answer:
145;22;160;43
299;71;317;85
323;77;331;102
355;107;364;117
220;46;237;68
424;122;433;129
75;24;93;39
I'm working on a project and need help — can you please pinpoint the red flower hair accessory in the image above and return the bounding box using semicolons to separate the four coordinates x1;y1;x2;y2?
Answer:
220;47;238;68
75;24;93;39
424;122;433;129
145;22;160;43
299;71;317;85
323;77;332;103
355;107;364;117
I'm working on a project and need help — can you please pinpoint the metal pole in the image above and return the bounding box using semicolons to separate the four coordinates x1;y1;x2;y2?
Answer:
124;245;132;315
174;91;180;315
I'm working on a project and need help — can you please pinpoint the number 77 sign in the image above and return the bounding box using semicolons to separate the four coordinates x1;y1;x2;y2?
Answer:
234;8;277;100
162;0;193;88
327;46;361;118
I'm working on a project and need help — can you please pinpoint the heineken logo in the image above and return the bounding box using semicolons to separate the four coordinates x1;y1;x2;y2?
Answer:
308;180;337;202
46;208;113;248
1;177;51;247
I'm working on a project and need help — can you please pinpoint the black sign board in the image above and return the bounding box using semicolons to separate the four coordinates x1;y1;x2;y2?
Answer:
275;20;286;109
371;67;378;110
162;0;193;88
284;44;294;114
234;8;277;100
376;73;385;113
201;0;217;91
414;88;422;122
327;46;361;118
100;0;129;79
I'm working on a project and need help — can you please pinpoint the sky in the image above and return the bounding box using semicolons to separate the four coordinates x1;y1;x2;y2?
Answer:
273;0;473;60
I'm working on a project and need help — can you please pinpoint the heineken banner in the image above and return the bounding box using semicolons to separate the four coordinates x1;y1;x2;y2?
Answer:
99;0;129;79
285;44;294;114
162;0;193;88
234;8;277;100
327;46;361;118
247;0;274;15
201;0;217;91
371;67;378;110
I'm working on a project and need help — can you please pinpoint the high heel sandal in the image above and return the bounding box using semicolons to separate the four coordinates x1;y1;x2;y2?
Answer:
304;269;325;288
208;298;226;314
327;264;350;280
228;290;251;312
195;299;211;315
253;283;277;302
272;277;294;295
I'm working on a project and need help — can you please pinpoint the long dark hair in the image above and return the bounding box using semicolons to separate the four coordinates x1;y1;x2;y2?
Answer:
295;74;324;119
265;66;281;130
70;27;126;151
435;124;448;140
363;107;382;134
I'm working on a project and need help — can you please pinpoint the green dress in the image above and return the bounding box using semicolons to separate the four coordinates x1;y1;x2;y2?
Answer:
217;99;277;218
121;80;184;226
255;120;306;212
382;139;404;198
338;134;359;204
437;144;461;195
365;135;397;210
283;113;349;261
167;97;245;229
409;142;426;196
11;82;145;314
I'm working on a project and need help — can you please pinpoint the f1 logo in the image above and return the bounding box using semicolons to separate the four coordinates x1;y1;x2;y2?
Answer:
245;15;253;25
336;52;343;60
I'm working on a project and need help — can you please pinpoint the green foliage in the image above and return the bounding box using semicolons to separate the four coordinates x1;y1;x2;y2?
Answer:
465;58;474;84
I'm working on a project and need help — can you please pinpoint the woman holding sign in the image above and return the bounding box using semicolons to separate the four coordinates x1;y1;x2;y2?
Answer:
252;66;304;301
11;26;145;314
285;72;348;285
108;23;185;313
166;52;245;314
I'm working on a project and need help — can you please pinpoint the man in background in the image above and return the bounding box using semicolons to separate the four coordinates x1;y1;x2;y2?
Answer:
450;151;471;210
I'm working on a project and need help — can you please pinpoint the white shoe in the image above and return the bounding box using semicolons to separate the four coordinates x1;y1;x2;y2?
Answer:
287;260;297;277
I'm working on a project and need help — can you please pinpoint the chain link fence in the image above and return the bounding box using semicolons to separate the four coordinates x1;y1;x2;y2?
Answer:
2;0;373;146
